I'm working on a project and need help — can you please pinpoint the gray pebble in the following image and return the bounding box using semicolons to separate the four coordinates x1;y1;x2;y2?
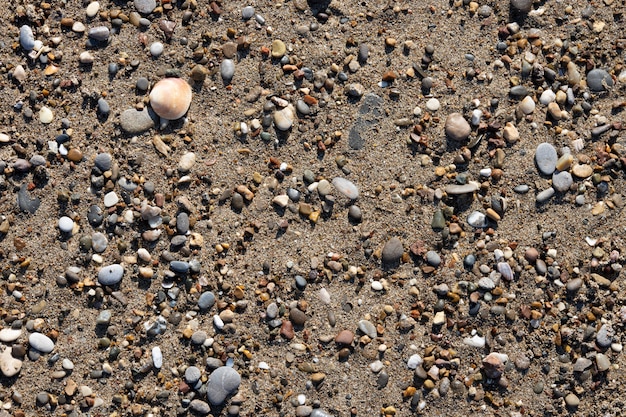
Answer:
17;184;40;214
96;310;111;325
198;291;216;310
191;331;207;345
36;392;49;405
596;324;613;348
510;0;532;13
310;410;333;417
382;237;403;264
536;188;555;204
467;211;488;228
92;232;108;253
176;212;189;234
134;0;156;14
377;371;389;389
266;303;279;319
358;44;369;63
98;264;124;286
119;108;158;134
296;100;310;115
358;320;377;338
136;77;150;91
189;399;211;415
426;251;441;267
535;143;558;175
220;59;235;84
19;25;36;51
509;85;529;98
150;42;164;57
88;26;110;42
97;98;110;116
332;177;359;199
94;153;112;171
287;188;301;202
242;6;255;20
552;171;573;192
185;366;202;384
348;205;362;222
587;69;613;92
513;184;530;194
207;366;241;405
170;261;190;274
206;357;223;370
29;155;46;167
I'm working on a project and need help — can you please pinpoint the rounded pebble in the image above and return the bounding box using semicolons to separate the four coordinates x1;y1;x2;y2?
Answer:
97;264;124;286
444;113;471;141
535;143;558;175
207;366;241;405
58;216;74;233
29;333;55;353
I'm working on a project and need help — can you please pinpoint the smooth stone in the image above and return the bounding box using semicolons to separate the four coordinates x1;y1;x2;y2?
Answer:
509;85;528;97
510;0;532;13
358;44;369;62
572;164;593;178
539;89;556;104
86;1;100;17
104;191;119;207
136;77;150;91
332;177;359;199
150;42;164;57
514;184;530;194
519;96;536;114
426;251;441;267
198;292;216;310
0;329;22;343
20;25;36;51
152;346;163;369
149;78;193;120
119;108;158;134
536;188;555;203
58;216;74;233
97;98;110;116
220;59;235;83
185;366;201;384
176;212;190;234
445;113;471;141
596;353;610;372
348;205;362;221
29;333;55;353
445;183;478;195
467;211;488;228
565;393;580;408
271;40;286;58
39;106;53;123
190;399;211;415
88;26;110;42
0;347;22;377
535;143;558;175
273;106;295;131
178;152;196;172
587;69;613;92
94;153;112;171
134;0;156;14
207;366;241;405
335;330;354;345
426;98;440;111
552;171;573;192
98;264;124;285
358;320;377;339
92;232;108;253
310;410;333;417
382;237;403;264
597;324;613;348
242;6;255;19
170;261;190;274
407;354;423;369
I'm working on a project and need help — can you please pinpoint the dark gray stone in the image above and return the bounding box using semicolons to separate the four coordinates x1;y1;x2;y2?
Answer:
17;184;40;214
587;69;613;92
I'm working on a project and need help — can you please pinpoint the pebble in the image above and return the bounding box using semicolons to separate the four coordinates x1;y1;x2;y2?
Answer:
97;98;110;116
445;183;478;195
572;164;593;178
150;42;164;57
552;171;573;192
86;1;100;17
17;184;40;213
597;324;613;348
88;26;110;42
178;152;196;172
119;108;158;134
587;69;613;92
335;330;354;345
149;78;192;120
39;106;53;124
332;177;359;199
98;264;124;286
425;251;441;267
535;143;558;175
78;51;94;64
29;333;55;353
190;399;211;415
536;188;555;203
565;393;580;408
136;77;150;91
273;106;295;131
467;211;488;228
464;335;486;348
134;0;156;14
152;346;163;369
271;40;286;58
358;320;377;339
0;329;22;343
406;354;423;369
310;410;333;417
207;366;241;405
220;59;235;83
104;191;119;207
596;353;611;372
185;366;202;384
94;153;112;171
58;216;74;233
19;25;36;51
382;237;403;264
519;96;536;114
510;0;532;13
425;98;440;111
92;232;108;253
444;113;471;141
539;89;556;105
0;347;22;377
242;6;255;19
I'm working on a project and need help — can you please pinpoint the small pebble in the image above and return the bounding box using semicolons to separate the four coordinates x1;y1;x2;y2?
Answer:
150;42;164;57
58;216;74;233
97;264;124;286
207;366;241;405
535;143;558;175
29;333;55;353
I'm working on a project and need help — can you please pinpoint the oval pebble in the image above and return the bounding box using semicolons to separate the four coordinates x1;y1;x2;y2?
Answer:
552;171;573;192
150;42;164;57
242;6;255;19
134;0;156;14
536;187;555;204
444;113;470;141
98;264;124;285
29;333;55;353
104;191;119;207
198;292;216;310
467;211;488;228
535;142;558;175
587;69;613;92
207;366;241;405
273;106;295;131
88;26;110;42
152;346;163;369
39;107;54;124
92;232;108;253
331;177;359;199
220;59;235;83
0;328;22;343
20;25;36;51
58;216;74;233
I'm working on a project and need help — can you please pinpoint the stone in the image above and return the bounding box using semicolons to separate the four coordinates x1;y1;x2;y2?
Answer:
536;188;555;204
152;346;163;369
596;353;611;372
467;211;488;228
39;106;54;123
220;59;235;84
382;237;403;264
242;6;255;19
134;0;156;14
406;354;423;369
331;177;359;199
348;93;383;150
510;0;532;13
482;352;504;379
119;108;158;134
573;357;592;372
587;69;613;92
29;333;55;353
552;171;573;192
207;366;241;405
190;399;211;415
271;40;286;58
86;1;100;17
94;153;112;171
502;122;519;143
445;183;478;195
358;320;377;339
273;106;295;131
149;78;192;120
426;251;441;267
98;264;124;286
535;143;558;175
444;113;471;141
0;347;22;377
519;96;536;114
597;324;613;348
0;329;22;343
335;330;354;345
92;232;108;253
565;393;580;408
289;308;307;326
58;216;74;233
17;184;40;214
88;26;110;42
185;366;202;384
572;164;593;178
19;25;36;51
104;191;119;207
150;42;164;57
178;152;196;172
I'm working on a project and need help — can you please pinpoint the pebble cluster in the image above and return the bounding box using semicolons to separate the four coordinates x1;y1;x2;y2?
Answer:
0;0;625;416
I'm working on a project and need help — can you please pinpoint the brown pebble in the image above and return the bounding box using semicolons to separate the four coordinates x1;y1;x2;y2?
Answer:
335;329;354;345
289;308;307;326
67;148;83;162
280;320;294;339
524;248;539;263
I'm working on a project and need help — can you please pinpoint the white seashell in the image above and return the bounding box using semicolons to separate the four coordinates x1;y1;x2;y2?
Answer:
149;78;192;120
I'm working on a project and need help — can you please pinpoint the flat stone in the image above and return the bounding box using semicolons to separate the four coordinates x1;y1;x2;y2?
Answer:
92;232;108;253
587;69;613;92
332;177;359;199
572;164;593;178
552;171;573;192
242;6;255;19
220;59;235;84
29;333;55;353
94;153;112;171
0;329;22;343
358;320;377;339
0;348;22;377
445;183;478;195
348;94;383;150
535;143;558;175
98;264;124;285
335;330;354;345
207;366;241;405
382;237;403;264
17;184;40;214
20;25;36;51
88;26;110;42
119;108;158;135
536;188;555;204
104;191;119;207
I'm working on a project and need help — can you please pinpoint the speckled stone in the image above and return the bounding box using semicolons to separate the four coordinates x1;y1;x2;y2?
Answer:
207;366;241;405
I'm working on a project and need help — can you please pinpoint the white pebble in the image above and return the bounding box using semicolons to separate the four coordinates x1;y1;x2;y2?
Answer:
463;335;486;348
406;354;423;369
318;288;331;304
425;98;440;111
104;191;119;207
471;109;482;126
86;1;100;17
58;216;74;233
213;315;224;329
371;281;383;291
297;394;306;405
258;361;269;370
39;106;53;124
152;346;163;369
519;96;536;114
479;168;492;177
539;89;556;105
150;42;164;57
